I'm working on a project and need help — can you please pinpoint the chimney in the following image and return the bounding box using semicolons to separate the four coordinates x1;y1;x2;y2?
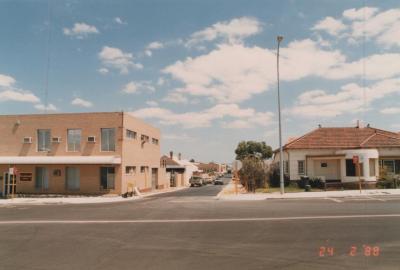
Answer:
356;120;364;128
169;151;173;159
178;153;182;160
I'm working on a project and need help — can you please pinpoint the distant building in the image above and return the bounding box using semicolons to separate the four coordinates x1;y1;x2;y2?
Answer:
0;112;167;196
160;151;199;186
197;162;227;173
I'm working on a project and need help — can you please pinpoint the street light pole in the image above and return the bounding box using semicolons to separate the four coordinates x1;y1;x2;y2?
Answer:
276;35;284;195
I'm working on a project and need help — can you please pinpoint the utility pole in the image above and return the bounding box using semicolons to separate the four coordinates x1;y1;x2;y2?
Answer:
277;35;285;195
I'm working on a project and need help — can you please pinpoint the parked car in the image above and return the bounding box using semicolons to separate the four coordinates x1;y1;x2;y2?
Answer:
203;176;213;184
214;178;224;185
189;176;204;187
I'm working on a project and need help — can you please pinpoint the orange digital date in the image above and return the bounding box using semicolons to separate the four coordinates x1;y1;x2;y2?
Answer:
319;245;380;257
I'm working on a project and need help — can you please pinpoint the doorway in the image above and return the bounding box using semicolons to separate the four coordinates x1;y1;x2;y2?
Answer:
151;168;158;190
2;173;16;196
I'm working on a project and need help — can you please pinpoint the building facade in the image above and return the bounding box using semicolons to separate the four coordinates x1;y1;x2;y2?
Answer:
0;112;167;196
273;125;400;186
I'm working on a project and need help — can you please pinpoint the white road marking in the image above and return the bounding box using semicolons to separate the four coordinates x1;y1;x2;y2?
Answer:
365;196;386;202
325;198;343;203
169;199;215;203
1;214;400;225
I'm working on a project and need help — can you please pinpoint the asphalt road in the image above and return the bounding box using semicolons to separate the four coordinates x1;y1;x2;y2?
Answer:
1;176;400;270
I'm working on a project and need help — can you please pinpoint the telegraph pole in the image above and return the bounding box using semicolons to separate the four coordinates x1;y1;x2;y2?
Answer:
277;35;285;195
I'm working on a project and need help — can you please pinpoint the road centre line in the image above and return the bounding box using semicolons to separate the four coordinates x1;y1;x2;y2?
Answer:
1;214;400;225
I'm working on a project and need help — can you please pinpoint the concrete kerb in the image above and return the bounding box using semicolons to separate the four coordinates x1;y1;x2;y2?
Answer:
0;186;189;206
216;181;400;201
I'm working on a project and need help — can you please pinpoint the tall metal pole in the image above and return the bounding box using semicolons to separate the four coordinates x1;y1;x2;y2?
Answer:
277;36;284;195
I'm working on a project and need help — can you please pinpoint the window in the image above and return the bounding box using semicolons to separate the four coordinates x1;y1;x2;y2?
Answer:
283;161;289;175
35;167;49;190
66;167;80;191
67;129;81;151
126;129;137;139
101;128;115;151
381;160;400;174
370;159;376;176
125;166;136;174
140;166;148;173
141;134;149;142
152;138;159;145
37;129;51;152
298;160;305;175
100;167;115;189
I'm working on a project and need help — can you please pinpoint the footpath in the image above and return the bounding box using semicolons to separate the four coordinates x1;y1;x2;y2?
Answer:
217;181;400;201
0;186;187;206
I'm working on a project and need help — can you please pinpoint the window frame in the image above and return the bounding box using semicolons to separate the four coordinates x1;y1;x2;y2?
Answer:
298;160;305;175
125;166;136;175
67;129;82;152
37;129;51;152
126;129;137;139
101;128;116;152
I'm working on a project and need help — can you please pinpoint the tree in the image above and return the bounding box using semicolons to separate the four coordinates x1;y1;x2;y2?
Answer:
238;156;268;192
189;158;195;163
235;141;273;161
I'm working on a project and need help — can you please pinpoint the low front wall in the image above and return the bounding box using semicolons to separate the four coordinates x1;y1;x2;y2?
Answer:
0;164;122;195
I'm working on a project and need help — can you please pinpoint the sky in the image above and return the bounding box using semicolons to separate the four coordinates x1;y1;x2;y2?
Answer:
1;0;400;163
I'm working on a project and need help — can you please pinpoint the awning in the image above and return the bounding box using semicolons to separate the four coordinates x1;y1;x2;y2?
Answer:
0;156;122;165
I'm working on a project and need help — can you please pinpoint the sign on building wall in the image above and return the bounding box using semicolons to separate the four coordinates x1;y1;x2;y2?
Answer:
19;173;32;181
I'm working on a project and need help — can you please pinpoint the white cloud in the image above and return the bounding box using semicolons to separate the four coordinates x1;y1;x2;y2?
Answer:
34;103;57;111
287;79;400;118
0;74;16;87
380;107;400;114
319;7;400;48
164;40;345;103
147;41;163;50
144;41;164;57
122;81;155;94
350;8;400;47
146;100;158;107
157;77;165;86
186;17;262;47
163;133;195;141
98;46;142;74
71;97;93;108
131;103;274;129
0;74;41;104
312;16;347;36
114;17;126;25
323;53;400;80
162;92;188;104
63;22;99;39
97;68;109;75
0;90;40;103
343;7;379;20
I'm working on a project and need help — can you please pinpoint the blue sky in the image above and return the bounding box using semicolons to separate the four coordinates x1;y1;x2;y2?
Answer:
1;0;400;163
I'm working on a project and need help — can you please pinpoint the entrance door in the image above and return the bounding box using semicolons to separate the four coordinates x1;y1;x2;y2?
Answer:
35;167;49;191
2;173;16;196
151;168;158;190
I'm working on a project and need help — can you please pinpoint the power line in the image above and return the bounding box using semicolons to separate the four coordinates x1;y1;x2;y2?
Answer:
43;0;52;114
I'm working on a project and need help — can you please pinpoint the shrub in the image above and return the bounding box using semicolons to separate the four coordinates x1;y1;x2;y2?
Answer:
268;163;290;187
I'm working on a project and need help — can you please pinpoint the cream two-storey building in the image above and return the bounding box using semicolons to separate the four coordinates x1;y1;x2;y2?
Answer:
0;112;167;196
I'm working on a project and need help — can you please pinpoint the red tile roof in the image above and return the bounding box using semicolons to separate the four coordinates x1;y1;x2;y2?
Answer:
283;126;400;150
